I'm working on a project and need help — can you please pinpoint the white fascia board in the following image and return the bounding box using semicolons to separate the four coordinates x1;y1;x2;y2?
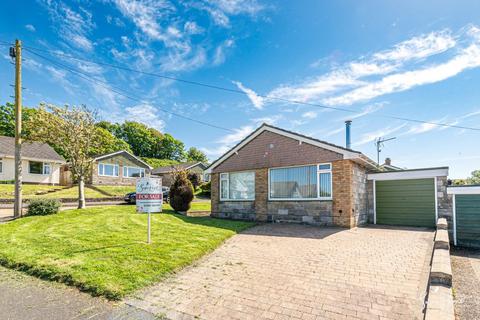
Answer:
94;150;152;169
1;155;66;164
207;125;361;172
447;186;480;194
367;168;449;181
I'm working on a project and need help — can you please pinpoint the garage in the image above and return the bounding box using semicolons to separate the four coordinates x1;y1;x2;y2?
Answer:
368;168;449;228
448;186;480;248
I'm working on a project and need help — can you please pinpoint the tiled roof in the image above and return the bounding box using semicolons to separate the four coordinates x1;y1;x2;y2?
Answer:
0;136;65;162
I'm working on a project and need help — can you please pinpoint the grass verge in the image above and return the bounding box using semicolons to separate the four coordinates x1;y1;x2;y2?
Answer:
0;205;252;300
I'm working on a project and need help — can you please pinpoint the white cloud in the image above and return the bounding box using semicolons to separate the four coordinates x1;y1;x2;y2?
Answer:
251;114;283;125
353;124;406;146
265;26;480;108
25;24;36;32
326;43;480;105
373;30;455;61
42;1;95;51
213;39;234;65
301;111;318;119
184;21;204;35
124;104;166;131
233;81;264;109
342;102;386;121
217;125;254;144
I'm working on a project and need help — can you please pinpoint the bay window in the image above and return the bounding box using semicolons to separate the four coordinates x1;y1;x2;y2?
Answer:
269;163;332;200
220;171;255;200
98;163;119;177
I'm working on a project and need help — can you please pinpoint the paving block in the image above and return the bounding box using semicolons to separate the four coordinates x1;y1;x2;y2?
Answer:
434;229;450;250
425;284;454;320
436;218;448;230
430;248;452;287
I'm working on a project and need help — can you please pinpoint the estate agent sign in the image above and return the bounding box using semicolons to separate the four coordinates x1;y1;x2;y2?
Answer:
136;177;162;243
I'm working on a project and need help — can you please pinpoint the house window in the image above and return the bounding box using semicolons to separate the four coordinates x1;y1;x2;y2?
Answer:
269;163;332;200
98;163;119;177
219;171;255;200
28;161;51;175
123;166;145;178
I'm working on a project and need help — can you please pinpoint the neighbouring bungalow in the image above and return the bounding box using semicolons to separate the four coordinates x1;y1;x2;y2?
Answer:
205;123;451;228
88;150;152;186
0;135;66;185
151;161;208;187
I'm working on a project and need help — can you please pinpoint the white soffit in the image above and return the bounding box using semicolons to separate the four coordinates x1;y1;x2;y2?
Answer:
447;186;480;194
367;168;449;181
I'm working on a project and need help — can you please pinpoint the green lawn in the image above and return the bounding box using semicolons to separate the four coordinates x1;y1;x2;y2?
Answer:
0;205;251;299
0;184;66;199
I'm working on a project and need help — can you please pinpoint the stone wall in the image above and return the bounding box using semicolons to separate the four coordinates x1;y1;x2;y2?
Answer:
436;176;453;236
351;162;369;226
267;201;333;225
91;155;151;186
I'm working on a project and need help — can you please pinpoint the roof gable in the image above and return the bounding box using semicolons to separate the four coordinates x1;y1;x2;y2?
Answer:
206;124;364;172
94;150;152;169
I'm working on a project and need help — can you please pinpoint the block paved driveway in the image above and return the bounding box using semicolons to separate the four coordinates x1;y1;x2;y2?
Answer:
128;224;434;320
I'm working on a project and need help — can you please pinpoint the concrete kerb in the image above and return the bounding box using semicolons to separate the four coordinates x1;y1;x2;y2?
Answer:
424;217;455;320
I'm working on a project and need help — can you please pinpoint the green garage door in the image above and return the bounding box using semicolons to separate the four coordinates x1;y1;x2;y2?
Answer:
376;178;436;227
456;195;480;248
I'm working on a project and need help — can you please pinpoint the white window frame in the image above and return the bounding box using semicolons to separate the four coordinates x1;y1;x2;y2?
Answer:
268;163;333;201
98;162;119;177
29;161;51;175
122;166;145;178
219;171;255;201
43;163;51;175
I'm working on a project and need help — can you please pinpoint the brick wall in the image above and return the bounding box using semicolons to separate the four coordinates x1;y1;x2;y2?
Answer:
212;131;343;173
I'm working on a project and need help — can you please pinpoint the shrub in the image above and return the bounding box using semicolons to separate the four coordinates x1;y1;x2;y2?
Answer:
169;170;194;212
26;198;61;216
199;181;211;197
187;172;201;190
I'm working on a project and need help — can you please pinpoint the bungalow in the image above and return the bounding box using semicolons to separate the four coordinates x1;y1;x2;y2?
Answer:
205;123;450;228
89;150;152;186
151;162;207;187
0;136;65;185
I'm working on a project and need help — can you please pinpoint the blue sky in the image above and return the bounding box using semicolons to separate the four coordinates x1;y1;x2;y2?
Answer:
1;0;480;178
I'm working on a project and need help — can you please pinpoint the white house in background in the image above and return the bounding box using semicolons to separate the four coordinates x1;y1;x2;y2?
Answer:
0;136;66;185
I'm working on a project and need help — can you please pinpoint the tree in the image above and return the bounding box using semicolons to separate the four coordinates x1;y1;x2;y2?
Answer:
186;147;208;163
159;134;186;161
27;104;102;209
169;170;194;212
90;127;132;156
467;170;480;185
0;102;37;138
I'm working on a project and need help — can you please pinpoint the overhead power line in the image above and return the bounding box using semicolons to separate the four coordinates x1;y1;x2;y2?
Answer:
24;48;235;133
11;42;480;132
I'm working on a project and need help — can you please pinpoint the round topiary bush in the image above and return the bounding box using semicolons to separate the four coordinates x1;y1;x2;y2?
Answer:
26;198;61;216
169;170;194;213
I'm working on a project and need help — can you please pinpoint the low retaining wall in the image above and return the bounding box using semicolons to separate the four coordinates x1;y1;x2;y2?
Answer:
425;218;455;320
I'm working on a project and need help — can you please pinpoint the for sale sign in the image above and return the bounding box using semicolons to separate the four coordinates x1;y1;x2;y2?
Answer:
136;177;162;213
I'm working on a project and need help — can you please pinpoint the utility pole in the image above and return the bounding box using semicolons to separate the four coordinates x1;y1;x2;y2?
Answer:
375;136;396;165
11;40;22;218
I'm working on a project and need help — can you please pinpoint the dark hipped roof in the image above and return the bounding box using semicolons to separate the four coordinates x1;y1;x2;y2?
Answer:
0;136;65;162
152;162;207;174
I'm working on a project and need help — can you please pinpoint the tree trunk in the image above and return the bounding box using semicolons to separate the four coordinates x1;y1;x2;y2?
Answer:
78;176;86;209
